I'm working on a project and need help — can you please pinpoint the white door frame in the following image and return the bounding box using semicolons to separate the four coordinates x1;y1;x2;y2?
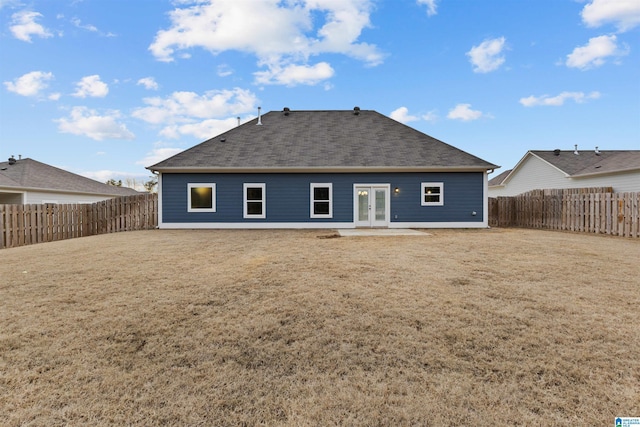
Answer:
353;184;390;228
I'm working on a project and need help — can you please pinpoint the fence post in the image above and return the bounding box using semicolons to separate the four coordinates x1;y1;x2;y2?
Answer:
631;193;640;237
0;205;5;249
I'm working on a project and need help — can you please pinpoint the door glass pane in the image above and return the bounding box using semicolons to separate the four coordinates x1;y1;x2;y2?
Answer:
375;189;386;221
358;189;369;222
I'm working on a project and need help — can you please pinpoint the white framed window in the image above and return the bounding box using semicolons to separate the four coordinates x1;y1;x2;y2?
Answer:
421;182;444;206
243;183;266;218
188;183;216;212
310;183;333;218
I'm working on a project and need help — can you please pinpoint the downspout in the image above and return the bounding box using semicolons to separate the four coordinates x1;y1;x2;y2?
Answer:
155;171;163;229
483;171;489;228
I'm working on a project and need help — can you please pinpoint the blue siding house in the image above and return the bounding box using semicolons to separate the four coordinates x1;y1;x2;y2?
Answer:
148;108;499;229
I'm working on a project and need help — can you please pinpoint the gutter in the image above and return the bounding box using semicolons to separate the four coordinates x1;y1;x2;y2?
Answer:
568;166;640;179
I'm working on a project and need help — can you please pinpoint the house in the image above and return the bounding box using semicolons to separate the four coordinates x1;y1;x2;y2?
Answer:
488;148;640;197
147;108;498;229
0;156;139;204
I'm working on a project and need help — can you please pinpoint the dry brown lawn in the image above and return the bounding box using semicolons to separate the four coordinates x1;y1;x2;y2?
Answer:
0;228;638;426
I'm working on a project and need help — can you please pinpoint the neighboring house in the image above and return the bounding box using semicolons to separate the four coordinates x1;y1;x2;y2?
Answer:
0;156;139;204
488;148;640;197
148;108;498;229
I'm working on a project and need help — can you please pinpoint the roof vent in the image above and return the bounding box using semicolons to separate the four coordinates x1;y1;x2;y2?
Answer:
553;149;560;156
574;144;579;155
595;146;600;155
8;155;16;165
283;107;290;116
353;106;360;115
256;106;262;126
220;137;226;143
237;117;240;127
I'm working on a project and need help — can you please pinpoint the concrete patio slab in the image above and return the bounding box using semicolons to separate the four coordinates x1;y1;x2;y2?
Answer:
336;229;430;236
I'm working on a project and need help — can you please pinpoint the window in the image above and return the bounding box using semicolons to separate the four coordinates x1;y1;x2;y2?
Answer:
244;183;266;218
421;182;443;206
188;183;216;212
310;183;333;218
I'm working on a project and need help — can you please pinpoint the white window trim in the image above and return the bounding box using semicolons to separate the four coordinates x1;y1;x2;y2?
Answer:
310;183;333;219
243;183;266;219
187;183;216;213
421;182;444;206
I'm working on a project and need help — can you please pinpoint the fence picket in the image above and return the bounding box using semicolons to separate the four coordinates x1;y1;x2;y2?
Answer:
0;194;158;249
488;188;638;238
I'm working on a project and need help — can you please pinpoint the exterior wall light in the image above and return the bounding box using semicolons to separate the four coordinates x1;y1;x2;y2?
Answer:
394;187;400;194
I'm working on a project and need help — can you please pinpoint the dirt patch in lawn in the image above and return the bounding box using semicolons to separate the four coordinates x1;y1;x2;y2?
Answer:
1;228;638;425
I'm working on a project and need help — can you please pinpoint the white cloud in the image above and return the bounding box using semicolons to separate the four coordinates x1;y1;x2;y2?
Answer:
71;17;97;32
390;107;419;123
217;64;233;77
132;87;257;139
137;146;184;167
581;0;640;32
519;91;601;107
1;0;21;10
48;92;61;101
148;0;383;86
565;35;628;70
466;37;507;73
4;71;53;97
137;77;159;90
9;10;53;42
417;0;437;16
447;104;485;121
73;75;109;98
254;62;334;86
422;111;438;122
160;118;240;140
56;106;135;140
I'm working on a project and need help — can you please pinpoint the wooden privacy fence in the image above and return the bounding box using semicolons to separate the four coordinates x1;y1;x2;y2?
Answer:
489;188;640;238
0;193;158;249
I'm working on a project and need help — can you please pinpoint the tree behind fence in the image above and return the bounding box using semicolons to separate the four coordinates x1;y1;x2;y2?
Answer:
0;193;158;249
488;188;640;238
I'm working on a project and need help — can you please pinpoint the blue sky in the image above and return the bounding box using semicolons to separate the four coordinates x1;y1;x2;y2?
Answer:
1;0;639;188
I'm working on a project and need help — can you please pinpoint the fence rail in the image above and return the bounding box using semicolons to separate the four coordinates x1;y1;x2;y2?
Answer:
489;188;640;238
0;193;158;249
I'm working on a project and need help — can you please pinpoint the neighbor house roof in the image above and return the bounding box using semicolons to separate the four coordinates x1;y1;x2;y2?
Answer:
531;150;640;177
492;150;640;187
0;157;139;196
488;169;511;186
149;109;498;172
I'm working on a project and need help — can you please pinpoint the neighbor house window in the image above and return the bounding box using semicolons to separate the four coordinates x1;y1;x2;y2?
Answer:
310;183;333;218
421;182;443;206
188;183;216;212
244;183;266;218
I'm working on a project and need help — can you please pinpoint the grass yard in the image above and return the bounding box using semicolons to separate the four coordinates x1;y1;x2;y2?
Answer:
0;228;638;426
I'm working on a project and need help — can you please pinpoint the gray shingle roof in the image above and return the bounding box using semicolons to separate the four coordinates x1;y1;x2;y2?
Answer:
149;109;498;171
532;150;640;177
0;158;139;196
488;169;511;186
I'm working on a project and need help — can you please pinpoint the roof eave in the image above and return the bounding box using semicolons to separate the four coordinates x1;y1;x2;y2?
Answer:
149;165;497;174
0;185;135;197
569;166;640;178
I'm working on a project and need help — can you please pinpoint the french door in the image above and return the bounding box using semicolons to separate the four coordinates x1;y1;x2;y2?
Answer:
354;185;389;227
